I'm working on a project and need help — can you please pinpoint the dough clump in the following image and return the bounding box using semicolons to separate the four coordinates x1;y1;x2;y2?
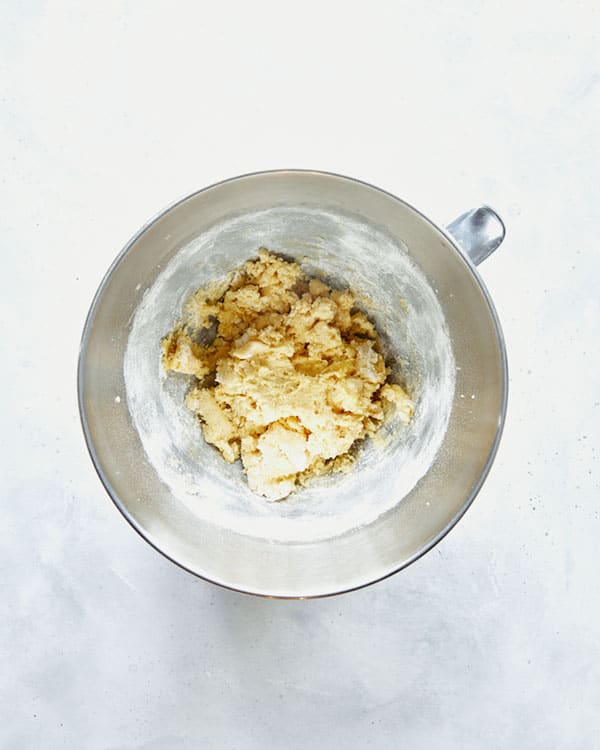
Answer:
162;250;414;500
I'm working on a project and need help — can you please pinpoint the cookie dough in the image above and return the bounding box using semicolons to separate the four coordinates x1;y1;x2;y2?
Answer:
162;250;414;500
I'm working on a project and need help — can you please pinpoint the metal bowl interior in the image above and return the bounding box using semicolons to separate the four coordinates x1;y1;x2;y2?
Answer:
78;170;507;598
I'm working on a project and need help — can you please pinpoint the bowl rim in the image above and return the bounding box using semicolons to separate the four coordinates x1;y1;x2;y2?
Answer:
77;168;509;599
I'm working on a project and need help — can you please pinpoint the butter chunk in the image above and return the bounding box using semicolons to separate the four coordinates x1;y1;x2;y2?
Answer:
380;384;416;425
185;388;240;463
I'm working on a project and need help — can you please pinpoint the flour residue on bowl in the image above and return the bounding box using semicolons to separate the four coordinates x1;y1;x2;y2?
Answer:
124;206;455;542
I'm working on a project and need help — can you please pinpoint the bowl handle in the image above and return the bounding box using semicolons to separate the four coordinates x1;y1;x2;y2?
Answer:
445;206;506;266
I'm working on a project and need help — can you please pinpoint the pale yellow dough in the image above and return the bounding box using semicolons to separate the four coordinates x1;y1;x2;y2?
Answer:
162;250;414;500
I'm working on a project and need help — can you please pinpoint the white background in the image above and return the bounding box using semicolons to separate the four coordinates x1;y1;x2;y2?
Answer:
2;2;599;748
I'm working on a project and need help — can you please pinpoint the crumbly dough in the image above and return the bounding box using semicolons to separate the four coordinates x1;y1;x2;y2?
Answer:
162;250;414;500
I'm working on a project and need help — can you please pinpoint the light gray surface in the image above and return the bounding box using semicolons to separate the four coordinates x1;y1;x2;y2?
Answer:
2;3;599;748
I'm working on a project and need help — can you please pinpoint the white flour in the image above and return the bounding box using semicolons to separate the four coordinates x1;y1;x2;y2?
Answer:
124;207;455;542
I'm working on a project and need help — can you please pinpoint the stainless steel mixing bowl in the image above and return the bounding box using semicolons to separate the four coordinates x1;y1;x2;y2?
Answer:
78;170;507;598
